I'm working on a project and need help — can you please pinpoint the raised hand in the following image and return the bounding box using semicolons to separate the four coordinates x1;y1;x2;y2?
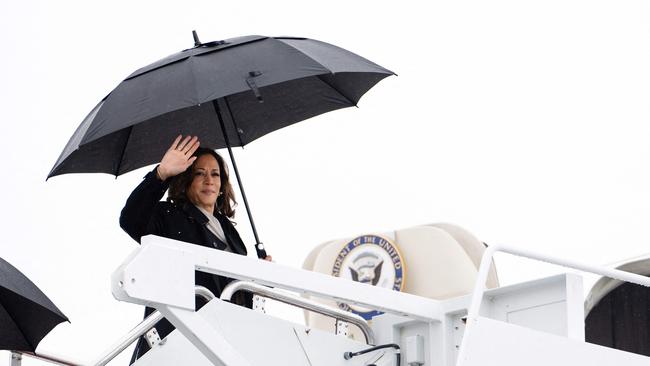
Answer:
156;135;200;180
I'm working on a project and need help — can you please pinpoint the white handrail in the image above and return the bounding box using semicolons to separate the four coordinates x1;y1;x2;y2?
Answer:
11;351;82;366
92;285;215;366
466;244;650;323
220;280;376;344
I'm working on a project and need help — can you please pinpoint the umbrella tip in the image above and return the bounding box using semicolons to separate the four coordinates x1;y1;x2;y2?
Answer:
192;30;201;47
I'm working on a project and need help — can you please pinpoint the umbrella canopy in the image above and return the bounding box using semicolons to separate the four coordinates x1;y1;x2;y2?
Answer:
48;35;394;177
0;257;68;352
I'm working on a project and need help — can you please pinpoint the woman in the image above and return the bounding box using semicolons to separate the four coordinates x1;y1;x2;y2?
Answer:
120;135;268;362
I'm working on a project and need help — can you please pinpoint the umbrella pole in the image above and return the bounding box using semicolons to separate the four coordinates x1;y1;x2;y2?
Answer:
212;100;267;259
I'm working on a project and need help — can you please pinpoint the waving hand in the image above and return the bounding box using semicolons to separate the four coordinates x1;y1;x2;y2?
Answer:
156;135;200;180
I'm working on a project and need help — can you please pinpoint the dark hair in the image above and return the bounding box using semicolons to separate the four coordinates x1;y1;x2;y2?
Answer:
167;148;237;218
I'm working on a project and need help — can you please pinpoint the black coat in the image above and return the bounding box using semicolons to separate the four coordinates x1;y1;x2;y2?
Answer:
120;167;251;362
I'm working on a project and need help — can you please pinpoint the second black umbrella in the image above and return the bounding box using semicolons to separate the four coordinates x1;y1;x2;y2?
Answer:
0;257;68;352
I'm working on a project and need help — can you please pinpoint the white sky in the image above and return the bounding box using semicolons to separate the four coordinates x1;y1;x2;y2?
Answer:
2;0;650;364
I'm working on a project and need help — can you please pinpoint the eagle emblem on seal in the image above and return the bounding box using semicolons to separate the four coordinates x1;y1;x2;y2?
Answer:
332;235;405;320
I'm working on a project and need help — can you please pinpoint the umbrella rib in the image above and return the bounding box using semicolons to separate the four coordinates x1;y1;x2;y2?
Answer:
316;74;357;107
114;126;135;176
188;55;201;105
223;96;245;147
277;37;356;106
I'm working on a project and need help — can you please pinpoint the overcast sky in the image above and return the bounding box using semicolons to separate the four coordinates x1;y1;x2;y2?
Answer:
2;1;650;364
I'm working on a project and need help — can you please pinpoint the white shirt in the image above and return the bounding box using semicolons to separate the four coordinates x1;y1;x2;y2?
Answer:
195;205;231;252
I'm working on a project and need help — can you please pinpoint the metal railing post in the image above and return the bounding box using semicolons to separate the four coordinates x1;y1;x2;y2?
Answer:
10;352;21;366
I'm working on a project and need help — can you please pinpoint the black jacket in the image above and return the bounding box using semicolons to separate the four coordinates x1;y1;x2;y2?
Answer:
120;167;251;362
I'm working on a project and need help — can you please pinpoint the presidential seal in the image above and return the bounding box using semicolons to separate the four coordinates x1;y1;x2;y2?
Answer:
332;235;405;320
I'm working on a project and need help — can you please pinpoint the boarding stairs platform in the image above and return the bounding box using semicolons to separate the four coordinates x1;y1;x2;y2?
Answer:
12;235;650;366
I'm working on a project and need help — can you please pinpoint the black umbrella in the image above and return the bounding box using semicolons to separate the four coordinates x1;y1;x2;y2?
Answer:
48;32;394;258
0;257;68;352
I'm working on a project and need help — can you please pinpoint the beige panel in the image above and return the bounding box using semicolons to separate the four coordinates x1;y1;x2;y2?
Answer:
429;223;499;288
302;241;333;272
394;226;478;299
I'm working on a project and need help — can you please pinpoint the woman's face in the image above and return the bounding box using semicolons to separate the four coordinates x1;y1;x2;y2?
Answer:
187;154;222;213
